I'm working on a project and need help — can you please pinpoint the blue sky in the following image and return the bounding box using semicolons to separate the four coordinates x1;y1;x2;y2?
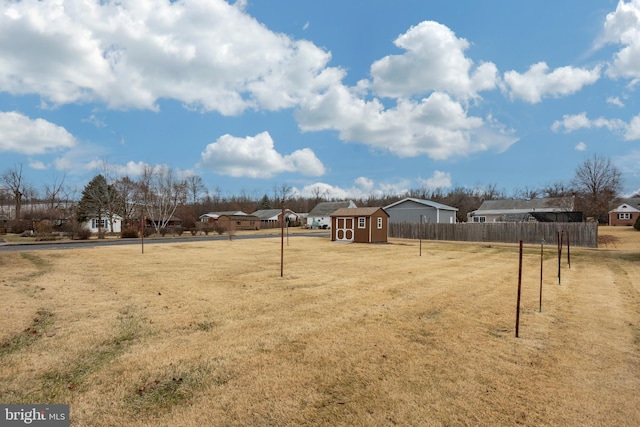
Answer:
1;0;640;201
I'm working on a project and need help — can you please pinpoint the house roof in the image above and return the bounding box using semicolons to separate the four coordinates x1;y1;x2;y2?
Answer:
609;203;640;213
309;201;356;216
218;214;259;220
384;197;457;211
613;197;640;210
199;211;247;219
330;207;389;217
471;197;573;216
251;209;297;220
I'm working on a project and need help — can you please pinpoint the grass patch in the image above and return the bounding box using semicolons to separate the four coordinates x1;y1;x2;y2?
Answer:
127;363;211;415
0;309;54;357
35;306;145;402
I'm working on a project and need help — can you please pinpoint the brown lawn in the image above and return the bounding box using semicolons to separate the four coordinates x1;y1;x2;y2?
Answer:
1;226;639;426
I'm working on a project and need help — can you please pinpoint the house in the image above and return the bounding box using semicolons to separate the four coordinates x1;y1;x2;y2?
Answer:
608;198;640;226
251;209;299;228
467;197;578;223
216;214;260;231
330;207;389;243
83;215;123;233
384;198;458;224
199;211;247;223
308;200;356;229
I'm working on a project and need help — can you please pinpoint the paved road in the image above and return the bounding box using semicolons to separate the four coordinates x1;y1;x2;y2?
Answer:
0;232;329;252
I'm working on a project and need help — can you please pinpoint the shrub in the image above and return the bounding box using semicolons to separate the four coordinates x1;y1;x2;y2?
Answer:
35;220;54;236
121;228;139;238
75;227;92;240
634;215;640;231
6;220;32;234
215;226;226;235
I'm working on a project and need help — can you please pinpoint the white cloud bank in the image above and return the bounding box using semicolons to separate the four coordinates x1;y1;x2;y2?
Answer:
0;1;519;166
0;111;76;155
199;131;325;178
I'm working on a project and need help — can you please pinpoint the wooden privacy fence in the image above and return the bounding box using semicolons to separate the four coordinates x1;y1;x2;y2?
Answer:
389;222;598;248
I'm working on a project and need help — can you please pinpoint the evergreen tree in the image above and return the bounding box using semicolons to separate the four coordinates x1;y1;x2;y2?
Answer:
77;174;120;232
258;194;271;210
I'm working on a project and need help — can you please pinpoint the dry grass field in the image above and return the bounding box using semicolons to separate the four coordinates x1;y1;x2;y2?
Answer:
1;226;639;426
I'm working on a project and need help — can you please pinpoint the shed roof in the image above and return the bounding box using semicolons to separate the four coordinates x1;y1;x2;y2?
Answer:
330;207;388;217
384;197;457;211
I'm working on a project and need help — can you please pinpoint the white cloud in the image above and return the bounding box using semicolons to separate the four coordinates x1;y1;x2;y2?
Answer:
417;171;452;190
0;0;343;114
297;86;517;160
607;96;625;107
551;112;637;139
615;149;640;179
575;142;587;151
82;114;106;128
29;159;49;170
627;113;640;140
504;62;601;103
199;131;325;178
368;21;498;100
551;112;592;132
602;0;640;81
0;111;77;155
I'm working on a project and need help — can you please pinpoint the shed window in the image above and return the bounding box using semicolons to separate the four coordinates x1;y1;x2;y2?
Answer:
358;217;366;228
377;217;383;229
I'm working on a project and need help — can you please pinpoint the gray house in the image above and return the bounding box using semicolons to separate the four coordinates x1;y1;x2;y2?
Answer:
384;198;458;224
308;200;356;229
467;197;576;223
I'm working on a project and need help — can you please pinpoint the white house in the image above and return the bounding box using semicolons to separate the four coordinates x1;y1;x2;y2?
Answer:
83;215;123;233
307;201;356;229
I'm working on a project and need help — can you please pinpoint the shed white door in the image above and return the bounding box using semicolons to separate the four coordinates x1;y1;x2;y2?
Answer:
335;217;354;242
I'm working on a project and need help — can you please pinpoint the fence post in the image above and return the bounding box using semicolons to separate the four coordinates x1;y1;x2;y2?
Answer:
539;238;545;312
516;240;523;338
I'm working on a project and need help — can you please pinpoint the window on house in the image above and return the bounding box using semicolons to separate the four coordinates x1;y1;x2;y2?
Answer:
358;217;366;228
377;217;383;229
618;213;631;220
92;218;107;228
473;216;486;223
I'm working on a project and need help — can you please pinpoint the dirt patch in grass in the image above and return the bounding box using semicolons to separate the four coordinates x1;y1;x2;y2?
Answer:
1;228;639;426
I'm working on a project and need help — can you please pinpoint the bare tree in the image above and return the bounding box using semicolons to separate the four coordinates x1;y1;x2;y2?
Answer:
43;172;67;222
541;180;573;198
571;154;623;222
1;164;28;220
138;165;187;235
113;176;139;230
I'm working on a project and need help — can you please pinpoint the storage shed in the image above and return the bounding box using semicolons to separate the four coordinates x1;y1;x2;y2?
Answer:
330;207;389;243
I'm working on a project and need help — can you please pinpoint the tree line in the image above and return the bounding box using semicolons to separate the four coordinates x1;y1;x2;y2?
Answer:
1;154;635;236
